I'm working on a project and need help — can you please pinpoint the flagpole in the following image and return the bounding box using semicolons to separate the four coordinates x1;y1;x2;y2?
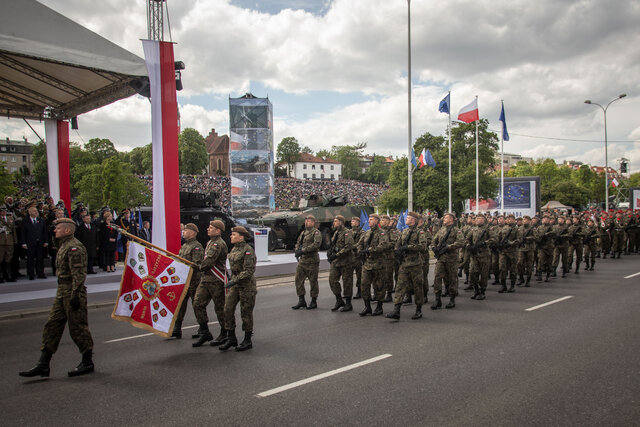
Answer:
114;225;197;268
407;0;413;212
448;90;452;213
500;100;505;215
475;95;479;215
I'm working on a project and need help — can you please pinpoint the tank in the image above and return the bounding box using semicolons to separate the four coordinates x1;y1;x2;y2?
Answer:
247;194;374;250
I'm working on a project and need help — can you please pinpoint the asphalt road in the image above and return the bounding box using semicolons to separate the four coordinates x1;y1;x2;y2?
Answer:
1;255;639;426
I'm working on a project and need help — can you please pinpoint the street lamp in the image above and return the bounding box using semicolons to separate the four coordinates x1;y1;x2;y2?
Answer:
584;93;626;211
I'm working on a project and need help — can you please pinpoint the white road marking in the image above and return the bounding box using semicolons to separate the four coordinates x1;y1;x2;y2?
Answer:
525;296;573;312
256;354;392;398
624;272;640;279
104;321;218;343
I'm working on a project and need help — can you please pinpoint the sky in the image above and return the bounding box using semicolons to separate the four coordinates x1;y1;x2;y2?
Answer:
2;0;639;172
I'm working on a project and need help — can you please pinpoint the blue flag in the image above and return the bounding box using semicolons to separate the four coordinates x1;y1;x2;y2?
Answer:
439;93;450;114
396;209;405;230
499;101;509;141
425;149;436;168
138;208;143;231
411;149;418;168
360;210;370;231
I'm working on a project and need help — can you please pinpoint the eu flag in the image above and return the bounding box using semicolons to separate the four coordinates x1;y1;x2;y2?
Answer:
439;93;450;114
499;101;510;141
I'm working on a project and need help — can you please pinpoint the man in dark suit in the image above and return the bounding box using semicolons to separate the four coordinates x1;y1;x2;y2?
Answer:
75;213;98;274
21;204;49;280
139;220;151;242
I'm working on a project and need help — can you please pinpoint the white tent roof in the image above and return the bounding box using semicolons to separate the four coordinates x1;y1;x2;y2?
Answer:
541;200;572;210
0;0;148;120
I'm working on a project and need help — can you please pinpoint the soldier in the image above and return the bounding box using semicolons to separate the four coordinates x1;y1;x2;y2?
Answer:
327;215;355;312
458;215;472;289
380;215;397;302
567;216;584;274
192;220;228;347
386;212;427;320
497;214;519;293
172;223;204;339
350;217;363;299
466;214;493;300
431;213;465;309
552;216;570;277
219;226;257;352
598;212;613;258
611;211;626;259
0;205;17;282
534;216;555;282
292;215;322;310
489;216;502;285
582;218;598;271
516;215;536;287
419;215;432;303
357;214;391;316
19;218;94;378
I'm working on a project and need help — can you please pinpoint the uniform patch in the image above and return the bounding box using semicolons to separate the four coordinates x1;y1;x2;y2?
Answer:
314;231;319;234
245;251;251;255
194;247;200;250
71;247;77;251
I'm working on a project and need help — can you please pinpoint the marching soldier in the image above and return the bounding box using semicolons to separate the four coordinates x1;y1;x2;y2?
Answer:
458;215;473;289
611;211;626;259
516;215;536;286
552;216;570;277
420;215;432;303
489;216;502;286
19;218;94;378
350;216;363;299
386;212;427;320
598;212;613;258
328;215;355;312
466;214;493;300
0;205;17;282
172;223;204;339
357;214;391;316
582;218;598;271
534;216;555;282
497;214;519;293
192;220;228;347
567;216;584;273
381;215;397;302
431;213;465;309
219;226;257;352
292;215;322;310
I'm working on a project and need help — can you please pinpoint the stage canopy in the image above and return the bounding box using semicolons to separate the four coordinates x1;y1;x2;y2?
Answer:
0;0;147;121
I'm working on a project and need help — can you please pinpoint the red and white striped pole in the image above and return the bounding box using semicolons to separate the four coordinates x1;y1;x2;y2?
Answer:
44;119;71;211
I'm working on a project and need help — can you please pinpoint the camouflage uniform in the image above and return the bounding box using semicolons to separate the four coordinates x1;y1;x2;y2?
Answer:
358;225;391;303
598;216;613;257
0;212;17;281
420;221;433;299
582;224;598;270
393;224;427;305
432;224;465;297
497;223;518;288
458;220;472;282
174;237;204;326
41;235;93;355
552;221;570;275
384;225;400;296
567;221;584;272
534;223;555;281
328;226;355;298
516;223;536;284
224;241;257;332
611;215;627;257
466;223;493;295
350;224;363;294
193;236;228;326
294;227;322;298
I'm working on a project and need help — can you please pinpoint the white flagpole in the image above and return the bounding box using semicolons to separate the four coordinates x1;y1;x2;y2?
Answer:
500;100;505;215
406;0;413;212
448;91;452;213
475;95;479;214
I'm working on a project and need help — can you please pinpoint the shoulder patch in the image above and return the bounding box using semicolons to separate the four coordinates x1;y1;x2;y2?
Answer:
71;247;78;251
194;247;200;250
245;251;251;255
314;231;319;234
213;243;217;246
381;232;385;235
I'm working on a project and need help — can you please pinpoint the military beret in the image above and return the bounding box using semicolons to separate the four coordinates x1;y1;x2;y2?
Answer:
334;215;345;222
369;214;380;220
381;215;391;220
185;223;199;233
507;214;515;219
443;212;456;219
305;215;316;221
407;211;421;220
351;216;360;222
210;219;225;231
232;226;251;238
523;215;531;220
54;218;76;226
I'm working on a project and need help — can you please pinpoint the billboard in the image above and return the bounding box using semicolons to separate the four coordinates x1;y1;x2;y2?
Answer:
465;176;541;217
229;94;274;218
632;187;640;210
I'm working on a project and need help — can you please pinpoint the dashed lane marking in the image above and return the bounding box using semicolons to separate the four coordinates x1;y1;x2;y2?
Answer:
104;321;218;343
525;296;573;312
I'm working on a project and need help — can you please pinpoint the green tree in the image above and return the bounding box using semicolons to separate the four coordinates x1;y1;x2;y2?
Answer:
84;138;118;164
316;149;331;158
178;128;207;174
300;146;313;154
123;144;153;175
31;140;49;187
545;181;590;207
629;172;640;187
0;162;17;200
362;155;390;184
276;137;301;176
506;160;535;177
331;142;366;180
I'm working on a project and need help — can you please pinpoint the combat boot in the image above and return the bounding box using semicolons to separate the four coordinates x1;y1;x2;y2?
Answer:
535;272;542;282
353;287;361;299
574;264;579;274
359;300;372;316
331;295;345;312
498;279;508;293
516;274;525;286
171;321;182;339
372;301;384;316
544;272;550;282
551;270;557;277
492;276;499;285
431;293;442;310
386;303;401;319
68;351;94;377
602;253;607;259
384;291;393;302
340;297;353;312
402;293;412;305
219;329;238;351
507;279;515;293
584;260;590;270
291;296;307;310
561;269;566;278
525;276;531;287
411;305;422;320
306;297;318;310
463;282;474;291
596;251;601;258
236;332;252;352
19;350;51;377
192;325;205;339
192;324;213;347
210;328;228;346
589;260;595;271
457;267;463;277
470;285;480;299
445;295;456;309
442;287;451;297
464;274;469;285
476;289;486;300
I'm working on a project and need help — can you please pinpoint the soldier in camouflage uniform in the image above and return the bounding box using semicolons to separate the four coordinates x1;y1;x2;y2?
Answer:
219;226;257;352
582;218;598;271
431;213;465;310
386;212;427;320
534;216;555;282
552;216;570;277
489;216;502;285
466;215;494;300
567;216;584;274
611;211;626;259
598;212;613;258
192;220;228;347
0;205;17;282
328;215;355;312
418;215;432;303
357;214;391;316
381;215;398;302
458;215;473;289
497;214;519;293
350;216;363;299
292;215;322;310
172;223;204;339
20;218;94;378
516;215;536;286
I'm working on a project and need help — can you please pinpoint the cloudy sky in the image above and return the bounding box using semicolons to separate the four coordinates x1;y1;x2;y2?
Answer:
3;0;639;172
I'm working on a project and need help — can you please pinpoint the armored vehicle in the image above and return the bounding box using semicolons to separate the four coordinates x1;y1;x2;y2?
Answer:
247;195;374;250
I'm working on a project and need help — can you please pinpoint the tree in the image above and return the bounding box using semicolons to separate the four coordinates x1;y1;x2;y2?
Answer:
331;142;366;180
316;149;331;158
0;162;17;200
300;146;313;154
121;144;152;175
362;155;390;184
545;181;590;207
178;128;208;174
276;137;301;176
31;140;48;187
629;172;640;188
84;138;118;164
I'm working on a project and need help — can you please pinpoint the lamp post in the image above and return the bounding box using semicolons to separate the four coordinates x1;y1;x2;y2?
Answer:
584;93;626;211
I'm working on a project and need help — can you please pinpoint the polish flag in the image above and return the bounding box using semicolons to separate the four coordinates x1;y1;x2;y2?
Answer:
143;40;181;254
44;120;71;210
418;148;426;168
611;178;619;188
458;98;479;123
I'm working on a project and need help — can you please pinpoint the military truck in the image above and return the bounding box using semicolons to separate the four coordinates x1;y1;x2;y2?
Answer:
247;195;374;251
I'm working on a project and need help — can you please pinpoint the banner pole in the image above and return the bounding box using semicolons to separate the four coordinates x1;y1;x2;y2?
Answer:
113;225;197;267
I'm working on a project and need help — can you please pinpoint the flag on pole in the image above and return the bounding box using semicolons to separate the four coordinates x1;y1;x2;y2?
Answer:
138;208;143;232
439;93;450;114
396;210;405;230
611;178;619;188
411;148;418;169
425;149;436;168
360;210;370;231
499;101;510;141
457;98;479;123
112;241;193;337
418;149;426;168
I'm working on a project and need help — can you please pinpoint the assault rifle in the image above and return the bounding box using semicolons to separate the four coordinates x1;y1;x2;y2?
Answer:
358;228;375;265
327;229;338;263
497;227;514;252
467;228;488;255
554;227;569;245
519;226;533;248
433;227;453;259
583;229;596;244
394;227;415;264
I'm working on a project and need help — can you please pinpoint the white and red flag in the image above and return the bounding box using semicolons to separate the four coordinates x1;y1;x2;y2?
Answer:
112;241;193;337
457;98;479;123
611;178;619;188
44;119;71;210
142;39;181;253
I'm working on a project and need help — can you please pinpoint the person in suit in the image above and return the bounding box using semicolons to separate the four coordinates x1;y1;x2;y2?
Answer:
99;211;118;272
76;213;98;274
21;204;49;280
139;221;151;242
